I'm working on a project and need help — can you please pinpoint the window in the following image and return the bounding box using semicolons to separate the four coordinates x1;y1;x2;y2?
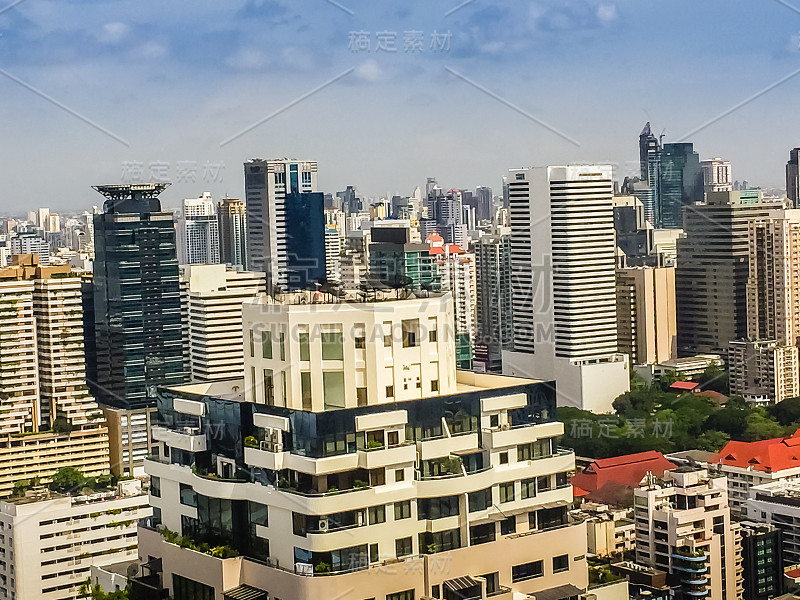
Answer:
429;329;437;342
395;537;412;557
512;560;543;582
501;516;516;535
369;505;386;524
357;387;368;407
499;482;514;503
537;475;551;493
355;336;366;349
323;371;345;408
468;488;492;512
490;414;499;428
418;496;459;520
395;469;405;482
469;523;496;545
499;452;508;465
387;590;414;600
321;331;344;360
386;385;394;398
521;478;536;499
263;369;274;405
249;329;255;357
553;554;569;573
401;319;419;347
179;483;196;507
301;372;312;410
369;543;379;562
431;380;439;392
279;332;286;360
261;330;272;359
299;331;310;361
173;574;214;600
394;501;411;520
150;476;161;498
556;472;568;488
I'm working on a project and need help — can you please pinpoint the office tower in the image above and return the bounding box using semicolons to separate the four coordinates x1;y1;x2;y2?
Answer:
284;191;326;290
503;166;628;413
710;431;800;517
676;190;781;355
638;122;662;226
36;207;50;230
738;522;783;600
475;186;493;222
659;142;704;229
475;231;513;373
324;226;342;284
727;340;798;405
180;264;265;382
243;158;318;289
615;266;677;365
422;187;466;247
0;255;109;496
635;467;743;600
10;231;50;264
0;479;151;600
176;192;219;265
701;158;733;195
217;197;247;269
428;234;477;370
139;291;589;600
368;226;440;291
745;479;800;568
336;185;361;214
91;183;184;475
787;148;799;208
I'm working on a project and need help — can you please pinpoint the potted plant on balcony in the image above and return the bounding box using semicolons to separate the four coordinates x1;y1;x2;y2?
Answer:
314;561;331;574
244;435;258;448
366;440;384;450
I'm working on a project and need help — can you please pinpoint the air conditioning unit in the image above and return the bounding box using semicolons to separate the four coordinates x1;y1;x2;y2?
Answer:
266;557;279;568
183;427;201;436
500;423;511;431
318;518;329;532
272;443;283;453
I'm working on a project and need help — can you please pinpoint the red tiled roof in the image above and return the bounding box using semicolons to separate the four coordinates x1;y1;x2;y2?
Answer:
570;451;675;506
429;247;444;255
710;429;800;473
670;381;699;391
785;567;800;580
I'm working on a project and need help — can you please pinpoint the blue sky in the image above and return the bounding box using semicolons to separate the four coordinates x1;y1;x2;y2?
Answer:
0;0;799;211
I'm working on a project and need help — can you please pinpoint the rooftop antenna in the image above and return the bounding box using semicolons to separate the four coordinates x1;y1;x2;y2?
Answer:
660;129;665;145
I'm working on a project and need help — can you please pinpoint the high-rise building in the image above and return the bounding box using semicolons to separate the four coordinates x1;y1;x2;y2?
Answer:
139;291;589;600
475;231;513;373
701;158;733;195
787;148;799;209
616;266;677;365
243;158;318;289
217;197;248;269
284;191;326;290
727;339;798;405
91;184;184;474
745;480;800;569
421;188;466;247
503;166;628;413
91;183;184;410
659;143;704;229
180;264;265;382
324;226;342;284
0;255;109;496
676;190;781;355
638;122;662;226
176;192;220;265
635;467;743;600
10;232;50;265
739;521;784;600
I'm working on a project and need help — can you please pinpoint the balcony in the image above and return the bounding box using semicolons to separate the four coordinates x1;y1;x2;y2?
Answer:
481;421;563;449
418;432;479;460
151;426;207;453
244;444;287;471
357;443;416;469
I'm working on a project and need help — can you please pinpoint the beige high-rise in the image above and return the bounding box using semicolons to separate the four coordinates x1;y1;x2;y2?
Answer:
616;266;677;365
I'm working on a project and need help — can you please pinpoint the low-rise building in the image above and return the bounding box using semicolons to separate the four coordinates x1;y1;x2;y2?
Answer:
571;452;676;506
0;479;151;600
573;503;635;557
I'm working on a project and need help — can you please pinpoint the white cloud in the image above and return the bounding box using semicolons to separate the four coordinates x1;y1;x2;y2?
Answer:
355;59;382;82
129;40;169;60
98;22;130;45
597;3;617;23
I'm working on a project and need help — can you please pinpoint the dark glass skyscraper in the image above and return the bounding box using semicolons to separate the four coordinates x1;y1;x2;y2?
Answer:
638;122;662;226
787;147;799;209
284;191;326;290
659;142;704;229
90;183;184;410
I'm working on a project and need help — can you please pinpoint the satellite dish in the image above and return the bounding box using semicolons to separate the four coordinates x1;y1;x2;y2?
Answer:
126;563;139;579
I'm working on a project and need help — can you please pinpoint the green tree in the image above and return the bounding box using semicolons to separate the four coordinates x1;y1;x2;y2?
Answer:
743;409;785;442
703;404;751;439
659;369;683;390
50;466;86;492
697;361;729;394
52;416;73;434
768;397;800;426
696;430;730;452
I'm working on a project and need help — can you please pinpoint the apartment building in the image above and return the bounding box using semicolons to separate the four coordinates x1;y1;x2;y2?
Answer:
0;480;150;600
708;432;800;517
138;292;589;600
745;480;800;568
180;264;266;382
634;467;743;600
0;255;109;496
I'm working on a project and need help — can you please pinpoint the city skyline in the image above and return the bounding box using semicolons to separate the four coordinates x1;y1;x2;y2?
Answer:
1;1;800;211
